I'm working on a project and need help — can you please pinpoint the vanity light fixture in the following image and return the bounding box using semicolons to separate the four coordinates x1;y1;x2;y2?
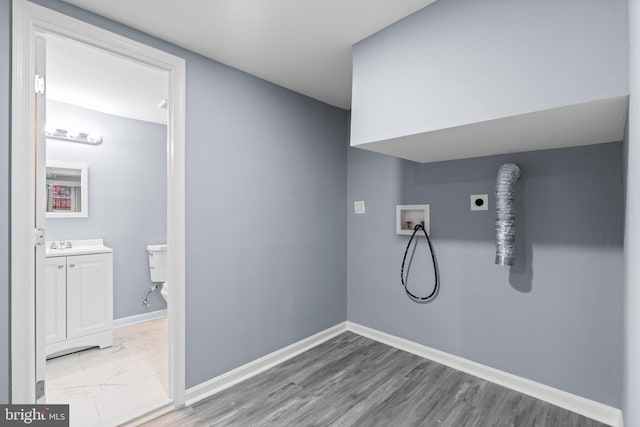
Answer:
46;127;103;145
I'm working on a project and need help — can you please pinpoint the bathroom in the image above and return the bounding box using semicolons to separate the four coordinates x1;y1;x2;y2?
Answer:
42;35;171;425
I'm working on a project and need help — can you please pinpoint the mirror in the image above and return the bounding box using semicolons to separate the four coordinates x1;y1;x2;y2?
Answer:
46;161;88;218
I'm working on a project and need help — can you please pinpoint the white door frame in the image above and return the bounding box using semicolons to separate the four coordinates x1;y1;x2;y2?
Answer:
11;0;187;406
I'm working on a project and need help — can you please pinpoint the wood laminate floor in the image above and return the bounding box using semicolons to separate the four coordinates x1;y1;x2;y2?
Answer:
143;332;609;427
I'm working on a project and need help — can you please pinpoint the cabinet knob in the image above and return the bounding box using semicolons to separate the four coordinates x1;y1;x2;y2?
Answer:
69;264;75;268
57;264;64;269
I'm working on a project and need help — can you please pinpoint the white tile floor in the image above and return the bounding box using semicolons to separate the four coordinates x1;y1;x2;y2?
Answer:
46;318;169;427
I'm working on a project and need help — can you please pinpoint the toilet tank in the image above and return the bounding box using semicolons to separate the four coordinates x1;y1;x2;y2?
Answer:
147;244;168;283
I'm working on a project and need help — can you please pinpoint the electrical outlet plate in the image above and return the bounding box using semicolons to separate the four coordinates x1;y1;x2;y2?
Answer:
354;200;366;214
470;194;488;211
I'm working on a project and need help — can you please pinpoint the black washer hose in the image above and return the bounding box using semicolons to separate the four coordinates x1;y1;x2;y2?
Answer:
400;224;439;302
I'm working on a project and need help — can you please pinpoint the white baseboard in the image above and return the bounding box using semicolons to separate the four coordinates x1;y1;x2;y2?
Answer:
346;321;622;427
113;309;167;329
184;322;348;406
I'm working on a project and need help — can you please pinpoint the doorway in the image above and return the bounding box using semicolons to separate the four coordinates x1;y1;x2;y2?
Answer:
42;33;171;425
11;0;186;422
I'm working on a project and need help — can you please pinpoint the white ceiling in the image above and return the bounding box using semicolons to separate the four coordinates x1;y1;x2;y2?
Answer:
47;35;169;125
61;0;437;109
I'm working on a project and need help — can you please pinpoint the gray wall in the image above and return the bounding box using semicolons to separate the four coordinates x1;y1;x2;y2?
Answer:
0;0;10;405
184;54;347;386
348;142;624;406
6;0;348;392
351;0;629;145
623;0;639;423
46;100;167;319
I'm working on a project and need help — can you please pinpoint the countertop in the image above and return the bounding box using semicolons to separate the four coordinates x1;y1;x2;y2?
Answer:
45;239;113;257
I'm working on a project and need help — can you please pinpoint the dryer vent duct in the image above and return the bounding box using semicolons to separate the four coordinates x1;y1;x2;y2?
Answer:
495;163;521;266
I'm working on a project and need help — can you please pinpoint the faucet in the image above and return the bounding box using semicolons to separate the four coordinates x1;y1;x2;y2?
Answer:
50;240;72;249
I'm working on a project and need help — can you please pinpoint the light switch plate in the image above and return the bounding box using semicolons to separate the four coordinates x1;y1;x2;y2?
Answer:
471;194;488;211
354;200;366;214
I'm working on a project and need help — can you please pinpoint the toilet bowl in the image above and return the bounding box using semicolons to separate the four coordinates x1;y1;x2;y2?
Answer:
160;282;168;300
147;244;168;302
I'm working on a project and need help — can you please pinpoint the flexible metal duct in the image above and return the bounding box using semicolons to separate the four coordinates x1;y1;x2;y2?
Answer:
495;163;521;266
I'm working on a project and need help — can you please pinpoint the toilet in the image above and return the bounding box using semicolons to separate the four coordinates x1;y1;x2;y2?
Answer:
147;244;168;301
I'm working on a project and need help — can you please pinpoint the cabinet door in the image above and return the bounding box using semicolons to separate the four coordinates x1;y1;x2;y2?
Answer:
45;257;67;345
66;253;113;339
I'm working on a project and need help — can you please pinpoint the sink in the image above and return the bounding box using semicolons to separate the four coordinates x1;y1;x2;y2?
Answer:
49;240;73;250
45;239;113;257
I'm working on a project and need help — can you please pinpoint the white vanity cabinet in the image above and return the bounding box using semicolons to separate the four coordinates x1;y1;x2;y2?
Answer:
45;240;113;358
